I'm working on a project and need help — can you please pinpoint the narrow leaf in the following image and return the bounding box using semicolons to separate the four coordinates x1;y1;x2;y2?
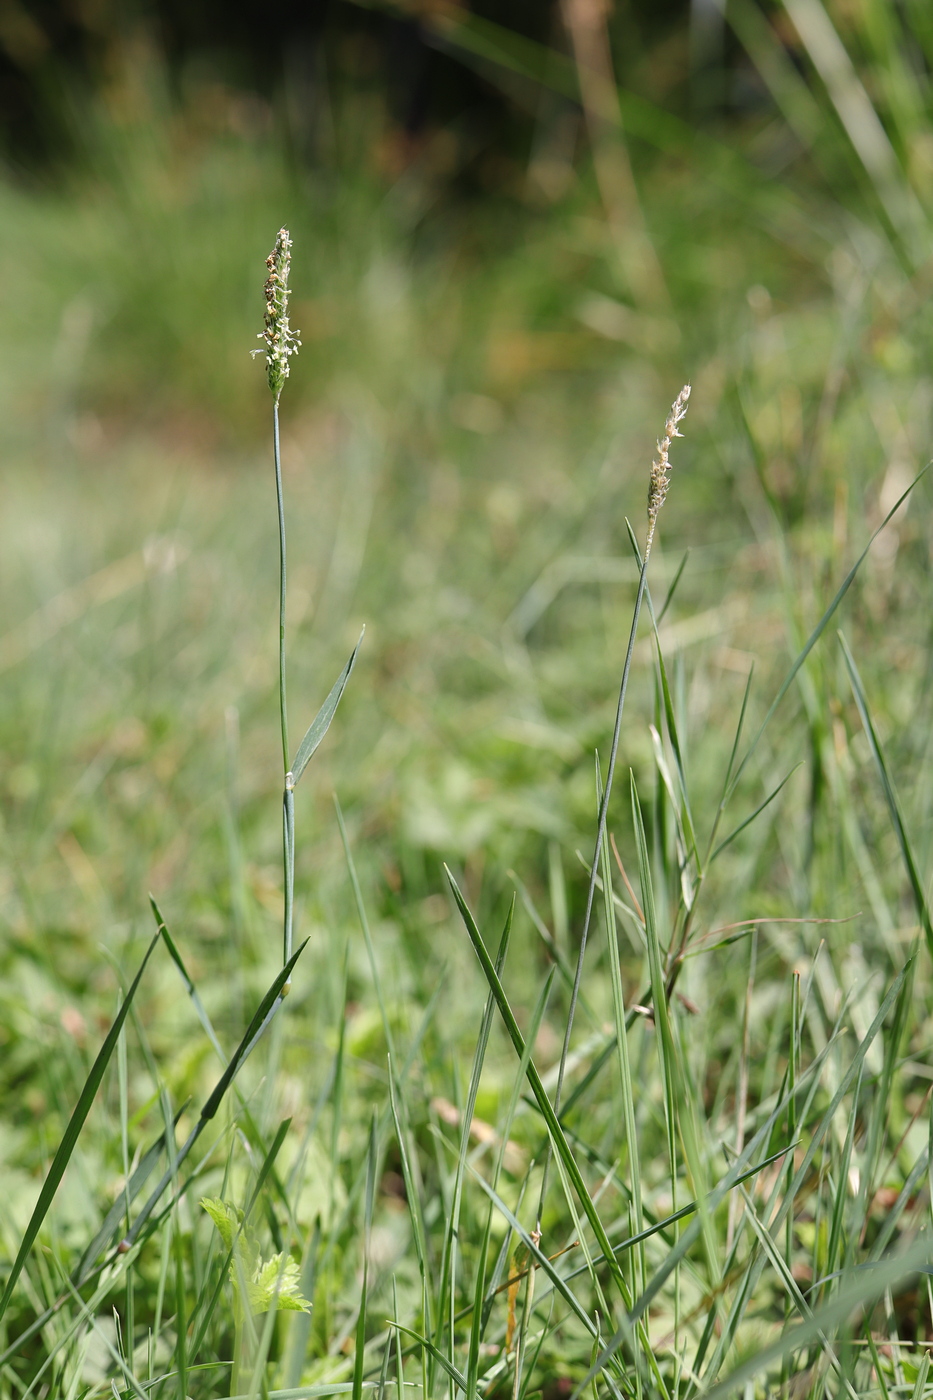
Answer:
291;631;364;785
0;929;161;1321
840;631;933;955
730;461;930;795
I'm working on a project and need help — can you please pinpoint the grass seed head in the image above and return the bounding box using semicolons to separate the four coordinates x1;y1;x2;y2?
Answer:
257;227;301;402
647;383;691;529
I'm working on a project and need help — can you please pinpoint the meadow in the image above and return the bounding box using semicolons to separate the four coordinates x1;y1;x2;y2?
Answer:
2;5;933;1396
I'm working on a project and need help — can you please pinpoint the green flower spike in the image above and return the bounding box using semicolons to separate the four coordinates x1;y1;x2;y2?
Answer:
256;227;301;403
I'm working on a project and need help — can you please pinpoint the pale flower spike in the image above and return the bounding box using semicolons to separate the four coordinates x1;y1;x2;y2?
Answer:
256;227;301;403
647;383;691;545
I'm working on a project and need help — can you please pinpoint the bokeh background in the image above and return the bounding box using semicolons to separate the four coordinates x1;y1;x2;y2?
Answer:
3;0;933;1386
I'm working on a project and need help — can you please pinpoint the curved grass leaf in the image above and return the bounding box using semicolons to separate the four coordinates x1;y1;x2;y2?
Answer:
124;938;309;1249
727;461;931;801
710;761;804;862
445;865;629;1297
698;1233;933;1400
0;928;162;1322
291;631;364;786
728;464;930;806
839;630;933;955
74;1101;188;1285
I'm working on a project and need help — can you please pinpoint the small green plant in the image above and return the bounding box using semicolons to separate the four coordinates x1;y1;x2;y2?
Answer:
200;1196;310;1391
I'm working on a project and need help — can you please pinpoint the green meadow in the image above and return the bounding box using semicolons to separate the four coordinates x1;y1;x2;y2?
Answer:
2;6;933;1396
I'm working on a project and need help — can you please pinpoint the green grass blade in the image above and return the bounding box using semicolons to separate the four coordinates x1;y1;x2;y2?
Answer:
336;797;396;1063
581;965;907;1391
436;896;513;1355
200;939;309;1123
465;1164;602;1344
75;1102;188;1285
151;894;225;1060
652;643;700;873
698;1234;933;1400
839;630;933;953
558;1146;795;1287
0;927;161;1322
710;762;804;862
464;1196;492;1400
152;894;297;1223
445;865;630;1299
657;550;690;626
125;940;309;1248
352;1120;378;1400
291;631;364;785
597;761;644;1282
391;1324;468;1392
730;462;930;796
387;1059;432;1302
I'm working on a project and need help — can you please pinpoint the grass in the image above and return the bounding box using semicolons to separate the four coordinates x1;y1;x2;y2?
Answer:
3;2;933;1395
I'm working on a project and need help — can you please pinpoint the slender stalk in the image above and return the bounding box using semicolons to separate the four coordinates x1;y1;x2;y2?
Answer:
274;399;296;965
273;400;289;775
258;228;301;970
536;386;690;1235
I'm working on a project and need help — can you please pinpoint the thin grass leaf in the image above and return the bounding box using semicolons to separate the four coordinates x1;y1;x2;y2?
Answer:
387;1060;432;1301
446;869;673;1398
151;894;224;1059
653;648;699;872
710;762;804;861
630;773;714;1270
565;1150;795;1295
737;1183;859;1400
352;1120;378;1400
291;631;364;786
151;895;295;1227
445;866;629;1298
699;1233;933;1400
465;1164;602;1345
464;1195;492;1400
125;940;308;1250
435;895;513;1368
729;462;930;798
225;1388;377;1399
597;759;644;1291
391;1324;468;1393
75;1102;187;1285
336;796;396;1062
0;928;161;1322
839;631;933;954
657;550;690;626
823;1065;863;1299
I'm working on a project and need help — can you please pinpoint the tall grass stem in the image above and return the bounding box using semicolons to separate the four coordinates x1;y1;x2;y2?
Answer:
539;384;689;1233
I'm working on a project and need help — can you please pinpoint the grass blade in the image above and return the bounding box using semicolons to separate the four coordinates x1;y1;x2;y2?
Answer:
291;631;364;786
710;762;803;862
698;1233;933;1400
445;865;629;1298
125;939;309;1249
0;928;162;1322
839;630;933;954
729;462;930;796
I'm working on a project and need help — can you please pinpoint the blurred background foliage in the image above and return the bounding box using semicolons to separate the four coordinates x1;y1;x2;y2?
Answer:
2;1;933;1369
2;0;932;992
